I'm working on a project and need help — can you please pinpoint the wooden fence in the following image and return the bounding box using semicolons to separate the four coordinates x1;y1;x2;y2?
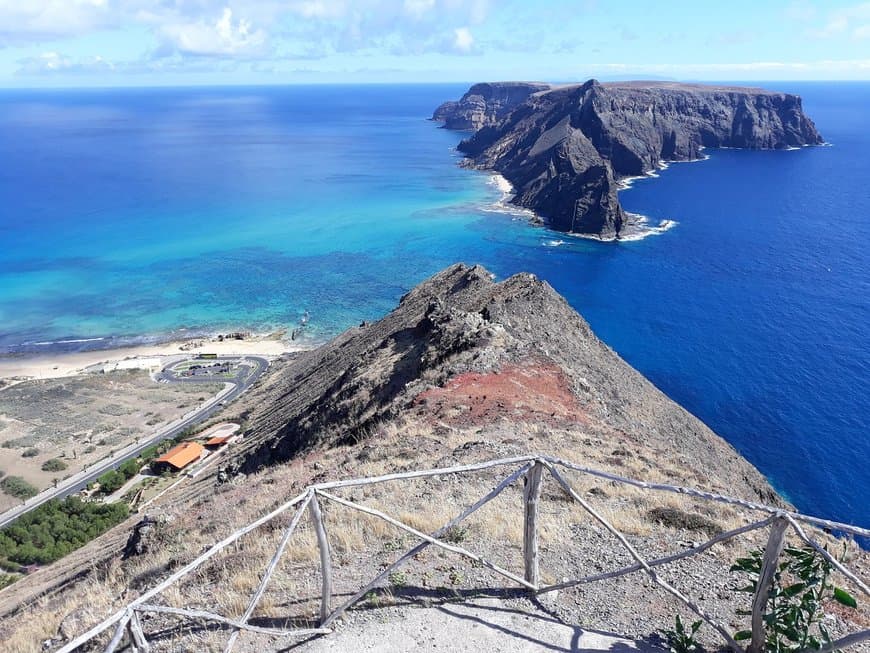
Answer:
56;454;870;653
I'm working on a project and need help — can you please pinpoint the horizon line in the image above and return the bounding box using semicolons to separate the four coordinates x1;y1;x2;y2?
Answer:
2;78;869;92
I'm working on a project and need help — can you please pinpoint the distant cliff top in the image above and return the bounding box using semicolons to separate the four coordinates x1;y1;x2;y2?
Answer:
434;80;823;239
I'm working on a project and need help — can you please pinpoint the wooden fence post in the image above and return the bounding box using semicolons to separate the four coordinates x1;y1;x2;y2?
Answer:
749;515;790;653
309;492;333;625
523;461;544;588
128;610;150;653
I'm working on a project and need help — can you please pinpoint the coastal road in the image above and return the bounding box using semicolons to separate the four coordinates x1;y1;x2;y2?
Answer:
0;356;269;530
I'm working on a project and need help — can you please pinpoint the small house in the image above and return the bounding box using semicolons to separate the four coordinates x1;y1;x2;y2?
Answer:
205;435;233;449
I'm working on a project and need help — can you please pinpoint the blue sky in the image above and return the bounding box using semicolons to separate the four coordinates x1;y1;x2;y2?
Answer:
1;0;868;86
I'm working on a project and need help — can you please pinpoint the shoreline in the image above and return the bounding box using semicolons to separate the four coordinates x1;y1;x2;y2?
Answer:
485;172;676;243
0;333;313;382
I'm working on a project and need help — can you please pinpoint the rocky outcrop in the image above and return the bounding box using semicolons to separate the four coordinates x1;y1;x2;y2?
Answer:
437;80;824;239
432;82;550;130
231;263;779;505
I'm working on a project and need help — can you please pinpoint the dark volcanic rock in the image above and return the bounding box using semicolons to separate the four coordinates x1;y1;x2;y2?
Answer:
438;80;823;239
432;81;550;130
232;263;779;505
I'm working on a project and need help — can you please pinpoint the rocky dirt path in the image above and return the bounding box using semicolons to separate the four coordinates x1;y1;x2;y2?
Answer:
295;597;663;653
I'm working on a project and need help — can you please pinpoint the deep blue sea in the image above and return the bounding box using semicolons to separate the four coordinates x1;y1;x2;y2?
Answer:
0;83;867;534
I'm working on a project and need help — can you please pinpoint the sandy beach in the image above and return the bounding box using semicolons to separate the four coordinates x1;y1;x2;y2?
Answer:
0;334;310;381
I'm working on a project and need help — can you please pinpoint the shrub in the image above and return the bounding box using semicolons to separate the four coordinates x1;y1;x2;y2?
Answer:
731;545;858;651
21;447;40;458
41;459;68;473
660;615;702;653
1;476;38;500
120;458;141;477
647;507;722;536
0;573;18;590
443;525;469;544
97;470;125;494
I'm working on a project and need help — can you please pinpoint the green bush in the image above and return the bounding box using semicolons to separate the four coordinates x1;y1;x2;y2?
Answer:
731;545;858;651
41;459;68;473
0;573;18;590
97;470;125;494
118;459;140;479
21;447;40;458
0;497;128;565
1;476;38;500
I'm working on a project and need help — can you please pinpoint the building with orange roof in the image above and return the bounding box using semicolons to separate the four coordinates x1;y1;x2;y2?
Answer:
205;435;233;448
154;441;204;471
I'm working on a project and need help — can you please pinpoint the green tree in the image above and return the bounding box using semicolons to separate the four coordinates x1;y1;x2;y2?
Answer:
97;470;125;494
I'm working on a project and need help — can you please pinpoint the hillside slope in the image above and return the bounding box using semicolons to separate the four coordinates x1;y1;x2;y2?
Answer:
10;265;853;652
231;263;776;503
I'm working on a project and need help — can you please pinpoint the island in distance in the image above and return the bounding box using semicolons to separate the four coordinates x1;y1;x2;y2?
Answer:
433;80;823;240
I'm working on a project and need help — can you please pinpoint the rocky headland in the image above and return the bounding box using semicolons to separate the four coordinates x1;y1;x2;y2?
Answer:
433;80;823;239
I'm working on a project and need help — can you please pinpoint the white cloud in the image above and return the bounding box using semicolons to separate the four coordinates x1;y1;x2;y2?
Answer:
159;8;268;57
453;26;474;52
0;0;115;44
404;0;436;19
17;50;115;74
290;1;349;20
809;2;870;39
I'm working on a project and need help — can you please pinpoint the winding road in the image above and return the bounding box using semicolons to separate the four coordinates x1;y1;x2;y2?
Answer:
0;355;269;529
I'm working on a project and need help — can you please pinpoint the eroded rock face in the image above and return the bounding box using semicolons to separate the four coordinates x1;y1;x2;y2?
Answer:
437;80;823;238
232;263;779;505
432;82;551;130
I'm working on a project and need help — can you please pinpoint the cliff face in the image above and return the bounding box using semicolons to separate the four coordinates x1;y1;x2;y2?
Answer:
431;82;550;130
436;80;823;238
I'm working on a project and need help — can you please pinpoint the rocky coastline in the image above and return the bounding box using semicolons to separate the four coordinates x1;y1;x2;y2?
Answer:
434;80;823;239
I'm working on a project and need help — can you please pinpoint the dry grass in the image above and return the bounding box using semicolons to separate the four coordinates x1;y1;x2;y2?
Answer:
3;415;868;652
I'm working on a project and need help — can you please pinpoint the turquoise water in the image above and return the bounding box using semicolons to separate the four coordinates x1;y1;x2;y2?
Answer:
1;83;867;534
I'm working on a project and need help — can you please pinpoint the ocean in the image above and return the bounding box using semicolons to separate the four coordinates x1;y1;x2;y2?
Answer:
0;82;867;534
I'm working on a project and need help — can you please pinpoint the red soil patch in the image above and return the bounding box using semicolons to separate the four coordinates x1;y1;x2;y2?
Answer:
415;360;588;427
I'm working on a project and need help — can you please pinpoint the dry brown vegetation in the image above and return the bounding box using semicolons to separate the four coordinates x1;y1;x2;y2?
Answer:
2;412;867;653
0;371;221;509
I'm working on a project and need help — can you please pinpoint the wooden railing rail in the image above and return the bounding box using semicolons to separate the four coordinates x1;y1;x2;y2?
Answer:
53;455;869;653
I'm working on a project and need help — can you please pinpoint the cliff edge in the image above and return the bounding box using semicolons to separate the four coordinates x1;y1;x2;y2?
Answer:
434;80;823;239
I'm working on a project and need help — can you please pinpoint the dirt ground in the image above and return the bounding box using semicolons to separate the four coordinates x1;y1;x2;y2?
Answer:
0;370;221;511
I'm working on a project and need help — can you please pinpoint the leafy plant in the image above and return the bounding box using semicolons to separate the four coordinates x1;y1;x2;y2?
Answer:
1;476;38;499
659;615;703;653
731;545;857;652
443;525;469;544
388;570;407;587
41;458;68;473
